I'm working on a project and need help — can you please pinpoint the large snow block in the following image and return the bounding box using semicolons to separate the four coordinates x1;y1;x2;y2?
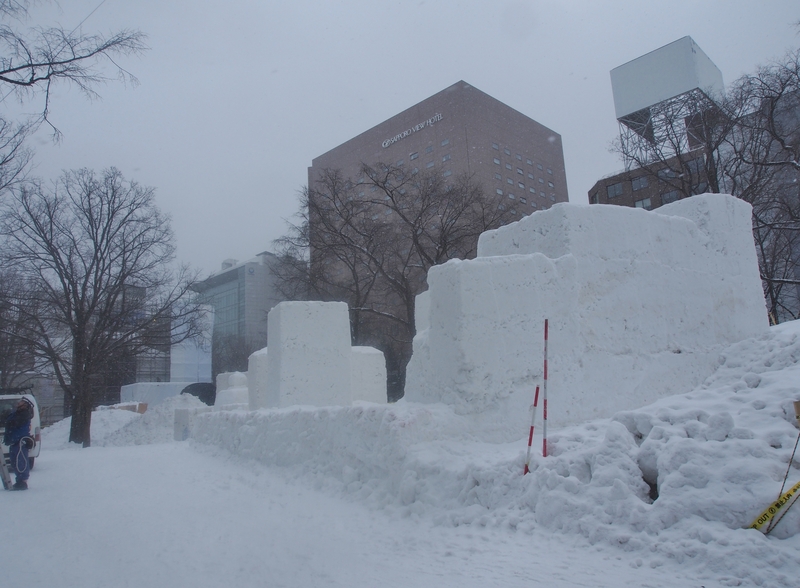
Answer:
265;301;353;408
406;195;768;441
247;347;269;410
215;372;248;406
120;382;186;406
350;347;387;404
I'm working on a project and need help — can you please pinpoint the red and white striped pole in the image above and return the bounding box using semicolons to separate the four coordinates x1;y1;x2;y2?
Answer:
523;385;540;475
542;318;549;458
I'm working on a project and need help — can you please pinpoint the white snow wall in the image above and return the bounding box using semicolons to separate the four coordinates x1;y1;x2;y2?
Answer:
404;194;768;440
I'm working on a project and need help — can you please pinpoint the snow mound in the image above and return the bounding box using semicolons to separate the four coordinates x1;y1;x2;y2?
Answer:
42;409;139;449
191;320;800;587
99;394;207;446
42;394;207;448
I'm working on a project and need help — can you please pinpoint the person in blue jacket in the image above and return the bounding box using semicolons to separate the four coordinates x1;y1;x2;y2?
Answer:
3;397;33;491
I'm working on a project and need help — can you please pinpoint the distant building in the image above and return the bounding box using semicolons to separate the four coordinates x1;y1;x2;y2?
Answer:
310;80;569;217
192;252;284;375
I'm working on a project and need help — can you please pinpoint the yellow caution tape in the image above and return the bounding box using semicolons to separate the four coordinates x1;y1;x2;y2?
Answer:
748;479;800;532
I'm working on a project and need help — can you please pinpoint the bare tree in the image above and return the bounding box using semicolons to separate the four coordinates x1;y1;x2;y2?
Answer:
0;1;146;196
276;165;513;399
0;267;41;391
0;168;204;446
611;46;800;323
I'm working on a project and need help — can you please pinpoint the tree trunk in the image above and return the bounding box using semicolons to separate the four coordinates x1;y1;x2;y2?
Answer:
68;392;93;447
68;355;93;447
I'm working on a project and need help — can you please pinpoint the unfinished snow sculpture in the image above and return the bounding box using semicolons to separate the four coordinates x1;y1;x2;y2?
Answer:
247;348;269;410
252;301;387;408
215;371;248;406
405;194;768;440
350;347;388;404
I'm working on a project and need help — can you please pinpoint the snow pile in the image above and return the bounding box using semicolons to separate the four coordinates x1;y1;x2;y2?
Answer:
42;394;207;448
406;195;768;439
42;409;139;449
100;394;208;446
190;321;800;587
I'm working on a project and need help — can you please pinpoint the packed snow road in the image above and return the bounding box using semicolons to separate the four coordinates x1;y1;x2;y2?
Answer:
5;441;712;588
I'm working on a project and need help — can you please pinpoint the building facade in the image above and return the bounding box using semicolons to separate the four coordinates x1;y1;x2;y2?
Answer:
309;81;569;216
192;252;284;375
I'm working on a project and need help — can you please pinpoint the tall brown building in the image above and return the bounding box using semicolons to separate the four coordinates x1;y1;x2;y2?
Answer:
307;82;568;400
309;81;569;215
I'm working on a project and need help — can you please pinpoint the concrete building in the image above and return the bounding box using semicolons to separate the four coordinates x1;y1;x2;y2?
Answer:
310;80;569;215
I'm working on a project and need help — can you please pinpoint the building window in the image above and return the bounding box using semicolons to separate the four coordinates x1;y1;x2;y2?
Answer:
540;191;546;197
526;159;533;165
510;209;517;215
443;170;452;177
410;152;419;160
492;142;499;150
426;161;434;169
442;154;451;162
396;159;404;166
686;157;704;174
494;173;502;180
499;203;506;211
504;148;511;155
441;139;450;147
520;197;527;204
425;145;433;154
538;177;544;184
517;168;523;175
589;192;598;204
494;158;501;165
661;190;679;204
529;187;536;193
537;164;543;170
508;193;515;199
607;182;623;198
506;163;512;170
631;176;648;191
507;178;513;185
528;173;534;180
518;182;525;189
657;168;677;180
692;182;708;195
635;197;652;209
516;154;522;161
547;168;553;175
531;201;537;208
496;189;503;195
550;194;556;202
412;167;418;174
547;181;554;188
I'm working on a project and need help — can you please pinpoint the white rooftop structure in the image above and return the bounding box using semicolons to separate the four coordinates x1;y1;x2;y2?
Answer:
611;36;724;120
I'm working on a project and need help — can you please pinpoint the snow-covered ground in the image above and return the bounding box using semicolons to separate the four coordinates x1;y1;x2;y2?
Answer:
5;322;800;587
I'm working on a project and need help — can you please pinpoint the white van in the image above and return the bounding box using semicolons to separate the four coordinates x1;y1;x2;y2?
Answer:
0;394;42;468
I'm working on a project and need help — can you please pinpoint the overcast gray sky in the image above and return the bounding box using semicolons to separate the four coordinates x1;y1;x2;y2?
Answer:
20;0;800;276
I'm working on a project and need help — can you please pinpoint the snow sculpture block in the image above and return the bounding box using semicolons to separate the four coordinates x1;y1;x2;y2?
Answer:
350;347;387;404
265;301;353;408
215;372;249;406
405;195;768;440
247;348;269;410
121;382;186;406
